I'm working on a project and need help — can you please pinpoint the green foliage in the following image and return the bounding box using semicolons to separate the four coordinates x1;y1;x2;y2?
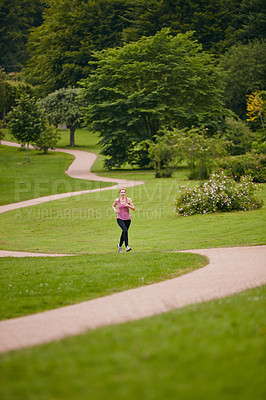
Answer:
252;128;266;154
220;116;255;155
6;94;45;161
174;172;263;216
144;129;182;177
24;0;132;95
0;0;44;70
216;151;266;183
232;0;266;44
81;29;226;169
39;88;83;146
219;40;266;119
34;125;61;153
170;127;228;180
122;0;247;54
0;68;35;123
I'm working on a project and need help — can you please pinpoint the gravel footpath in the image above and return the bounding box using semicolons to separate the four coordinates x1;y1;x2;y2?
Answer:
0;245;265;354
0;141;265;354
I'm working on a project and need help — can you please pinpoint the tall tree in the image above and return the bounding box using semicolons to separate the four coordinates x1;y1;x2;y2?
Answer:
122;0;244;54
0;68;34;124
0;0;45;71
232;0;266;44
219;40;266;119
81;29;226;168
24;0;133;96
39;88;83;147
7;94;45;162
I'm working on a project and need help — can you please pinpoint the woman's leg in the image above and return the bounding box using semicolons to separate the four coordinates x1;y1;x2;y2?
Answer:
117;219;131;247
124;220;131;247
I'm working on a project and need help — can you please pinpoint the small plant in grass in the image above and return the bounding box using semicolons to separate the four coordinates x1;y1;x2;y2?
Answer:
174;172;263;216
34;125;61;153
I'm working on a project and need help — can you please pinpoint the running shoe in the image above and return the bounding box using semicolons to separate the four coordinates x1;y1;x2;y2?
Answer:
117;244;122;254
126;246;132;252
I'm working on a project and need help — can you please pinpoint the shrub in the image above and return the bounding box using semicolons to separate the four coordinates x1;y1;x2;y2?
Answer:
174;172;263;216
220;117;255;155
216;151;266;183
34;125;61;153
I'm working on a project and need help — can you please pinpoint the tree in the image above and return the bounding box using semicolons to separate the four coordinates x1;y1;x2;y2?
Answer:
246;91;265;130
0;68;35;124
171;127;228;180
34;125;61;153
24;0;133;95
144;130;182;177
39;88;83;147
219;40;266;120
0;0;45;71
232;0;266;45
220;116;255;155
122;0;246;54
7;94;45;162
81;29;226;168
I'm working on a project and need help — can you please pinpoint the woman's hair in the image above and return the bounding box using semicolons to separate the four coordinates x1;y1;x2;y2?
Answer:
119;188;126;193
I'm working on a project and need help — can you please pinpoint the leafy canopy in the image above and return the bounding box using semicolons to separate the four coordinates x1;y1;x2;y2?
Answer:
24;0;133;95
7;94;45;161
39;87;83;146
219;40;266;120
80;28;226;168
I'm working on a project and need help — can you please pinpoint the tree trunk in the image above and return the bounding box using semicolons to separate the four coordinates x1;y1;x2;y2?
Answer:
70;126;75;147
27;142;29;163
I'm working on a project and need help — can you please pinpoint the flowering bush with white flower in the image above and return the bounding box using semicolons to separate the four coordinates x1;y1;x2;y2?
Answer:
174;172;263;216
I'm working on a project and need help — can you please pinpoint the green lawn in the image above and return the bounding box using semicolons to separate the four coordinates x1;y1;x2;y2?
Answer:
0;251;206;320
1;129;265;399
2;127;100;152
0;170;265;253
0;144;112;205
0;285;265;400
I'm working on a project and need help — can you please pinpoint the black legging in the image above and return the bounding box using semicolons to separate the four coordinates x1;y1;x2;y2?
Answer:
117;219;131;247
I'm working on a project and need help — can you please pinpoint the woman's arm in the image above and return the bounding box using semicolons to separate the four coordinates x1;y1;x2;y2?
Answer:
112;199;118;214
126;198;135;211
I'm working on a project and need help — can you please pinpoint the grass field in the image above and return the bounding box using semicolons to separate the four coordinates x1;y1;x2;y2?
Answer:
0;285;265;400
0;170;265;253
1;128;265;400
0;251;207;320
0;134;113;205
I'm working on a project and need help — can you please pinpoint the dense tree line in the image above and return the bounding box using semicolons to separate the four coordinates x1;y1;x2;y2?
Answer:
1;0;265;173
0;0;45;71
1;0;264;89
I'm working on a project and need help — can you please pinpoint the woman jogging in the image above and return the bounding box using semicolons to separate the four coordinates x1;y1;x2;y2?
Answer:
112;188;135;253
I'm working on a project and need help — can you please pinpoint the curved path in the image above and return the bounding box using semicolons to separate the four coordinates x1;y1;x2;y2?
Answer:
0;141;265;353
0;245;265;354
0;141;144;217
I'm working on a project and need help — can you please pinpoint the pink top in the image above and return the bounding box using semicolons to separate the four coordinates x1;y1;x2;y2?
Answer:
117;197;131;220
